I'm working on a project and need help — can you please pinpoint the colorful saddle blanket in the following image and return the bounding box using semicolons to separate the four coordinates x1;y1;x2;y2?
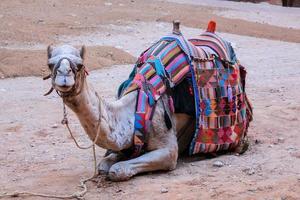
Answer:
119;29;252;157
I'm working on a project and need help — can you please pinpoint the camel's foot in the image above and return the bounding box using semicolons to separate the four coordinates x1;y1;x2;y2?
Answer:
235;136;249;155
108;162;136;181
98;152;123;175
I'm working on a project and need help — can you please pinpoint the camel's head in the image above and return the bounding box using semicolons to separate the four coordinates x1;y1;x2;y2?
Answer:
47;45;86;95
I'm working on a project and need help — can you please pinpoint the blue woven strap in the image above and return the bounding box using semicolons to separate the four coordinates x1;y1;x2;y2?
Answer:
160;34;202;155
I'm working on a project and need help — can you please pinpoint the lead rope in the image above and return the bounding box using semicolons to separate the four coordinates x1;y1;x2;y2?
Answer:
0;93;102;200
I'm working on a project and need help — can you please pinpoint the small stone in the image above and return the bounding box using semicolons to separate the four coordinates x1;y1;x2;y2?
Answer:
248;169;255;175
115;45;123;49
126;27;135;33
255;139;262;144
243;168;255;176
286;146;297;151
278;137;285;143
213;160;224;168
104;2;112;6
51;124;58;128
248;188;257;192
161;187;168;193
37;19;44;24
257;172;263;176
268;144;273;148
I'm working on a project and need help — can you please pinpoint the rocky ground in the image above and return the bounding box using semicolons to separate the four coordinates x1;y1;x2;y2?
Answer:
0;0;300;199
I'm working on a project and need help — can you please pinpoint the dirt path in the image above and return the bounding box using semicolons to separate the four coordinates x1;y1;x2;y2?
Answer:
1;1;300;200
0;0;300;78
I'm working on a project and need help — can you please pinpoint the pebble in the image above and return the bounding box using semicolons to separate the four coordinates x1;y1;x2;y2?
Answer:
248;188;257;192
213;160;224;168
255;139;262;144
126;27;135;33
243;168;255;176
115;45;123;49
286;146;297;152
51;124;58;128
37;19;44;24
161;187;168;193
247;169;255;175
104;2;112;6
278;137;285;143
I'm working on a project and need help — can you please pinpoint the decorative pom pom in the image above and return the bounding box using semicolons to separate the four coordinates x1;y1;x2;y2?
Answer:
207;20;216;33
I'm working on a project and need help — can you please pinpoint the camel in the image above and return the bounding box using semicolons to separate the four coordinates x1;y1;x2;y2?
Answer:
45;22;251;181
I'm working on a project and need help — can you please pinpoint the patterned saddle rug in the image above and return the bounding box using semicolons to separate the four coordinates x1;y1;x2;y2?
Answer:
118;22;253;157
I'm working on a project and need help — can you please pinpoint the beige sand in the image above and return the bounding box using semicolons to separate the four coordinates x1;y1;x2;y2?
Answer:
1;0;300;199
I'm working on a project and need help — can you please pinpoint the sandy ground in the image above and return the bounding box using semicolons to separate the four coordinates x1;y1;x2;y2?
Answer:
1;0;300;200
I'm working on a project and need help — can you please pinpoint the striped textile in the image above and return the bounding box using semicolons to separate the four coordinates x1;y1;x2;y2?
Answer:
120;30;252;157
188;33;249;154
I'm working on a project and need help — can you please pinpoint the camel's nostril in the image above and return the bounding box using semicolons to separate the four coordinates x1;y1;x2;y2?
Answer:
57;68;72;75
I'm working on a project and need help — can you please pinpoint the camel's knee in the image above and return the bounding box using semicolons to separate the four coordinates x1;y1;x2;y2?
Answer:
98;152;122;175
108;162;135;181
159;146;178;170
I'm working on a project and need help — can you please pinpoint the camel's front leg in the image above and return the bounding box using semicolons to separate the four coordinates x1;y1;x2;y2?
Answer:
108;146;178;181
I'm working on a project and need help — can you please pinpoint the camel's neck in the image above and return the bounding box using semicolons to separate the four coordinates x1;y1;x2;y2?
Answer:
63;80;136;151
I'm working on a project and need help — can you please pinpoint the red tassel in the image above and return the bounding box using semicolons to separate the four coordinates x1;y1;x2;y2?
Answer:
207;20;216;33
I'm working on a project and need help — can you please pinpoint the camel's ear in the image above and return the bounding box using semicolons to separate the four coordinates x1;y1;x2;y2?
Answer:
80;45;86;60
47;45;53;59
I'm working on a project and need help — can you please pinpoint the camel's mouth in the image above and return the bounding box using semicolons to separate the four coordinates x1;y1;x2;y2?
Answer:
54;84;74;93
52;73;76;93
